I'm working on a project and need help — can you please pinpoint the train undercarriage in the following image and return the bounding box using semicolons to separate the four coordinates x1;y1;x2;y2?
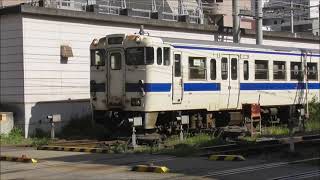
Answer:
93;104;307;141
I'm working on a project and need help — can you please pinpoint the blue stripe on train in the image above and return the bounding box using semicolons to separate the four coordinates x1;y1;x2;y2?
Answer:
126;83;171;92
125;83;221;92
90;83;105;92
125;82;320;92
240;83;320;90
184;83;221;91
173;45;320;57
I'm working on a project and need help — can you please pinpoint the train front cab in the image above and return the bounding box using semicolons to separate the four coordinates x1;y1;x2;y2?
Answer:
90;34;174;129
90;34;127;124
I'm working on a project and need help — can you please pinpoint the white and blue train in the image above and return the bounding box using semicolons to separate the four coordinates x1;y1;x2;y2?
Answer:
90;31;320;133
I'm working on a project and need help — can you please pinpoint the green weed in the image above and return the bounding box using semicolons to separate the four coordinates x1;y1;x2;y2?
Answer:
307;98;320;131
263;126;290;136
134;133;224;156
0;127;50;146
305;120;320;132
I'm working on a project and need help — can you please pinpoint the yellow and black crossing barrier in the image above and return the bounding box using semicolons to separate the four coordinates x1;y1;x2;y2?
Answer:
37;146;111;153
131;165;170;173
209;155;245;161
0;155;37;163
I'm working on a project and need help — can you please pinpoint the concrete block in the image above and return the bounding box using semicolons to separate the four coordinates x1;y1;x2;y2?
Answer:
151;12;162;20
0;112;14;135
120;8;133;16
178;15;190;23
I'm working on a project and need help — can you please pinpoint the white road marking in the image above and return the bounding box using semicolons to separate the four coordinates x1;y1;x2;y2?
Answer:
204;157;320;177
269;170;320;180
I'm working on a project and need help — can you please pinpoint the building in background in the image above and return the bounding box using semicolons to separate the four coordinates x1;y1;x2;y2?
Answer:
262;0;319;35
0;0;27;7
203;0;254;30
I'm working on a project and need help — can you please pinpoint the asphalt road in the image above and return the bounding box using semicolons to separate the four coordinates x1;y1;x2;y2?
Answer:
1;145;319;180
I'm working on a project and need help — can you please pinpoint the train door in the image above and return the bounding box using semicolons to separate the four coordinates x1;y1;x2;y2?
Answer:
172;52;183;104
220;55;240;109
107;49;125;106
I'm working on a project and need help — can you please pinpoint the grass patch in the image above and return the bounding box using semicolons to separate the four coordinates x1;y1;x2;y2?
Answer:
305;120;320;132
134;133;225;156
238;135;259;142
263;126;290;136
306;98;320;132
0;128;50;146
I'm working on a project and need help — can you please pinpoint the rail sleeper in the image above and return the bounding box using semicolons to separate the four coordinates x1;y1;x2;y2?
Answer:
131;165;169;173
209;155;245;161
0;155;37;163
37;146;111;154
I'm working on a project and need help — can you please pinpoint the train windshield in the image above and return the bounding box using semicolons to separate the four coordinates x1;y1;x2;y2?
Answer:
126;47;154;65
91;49;106;66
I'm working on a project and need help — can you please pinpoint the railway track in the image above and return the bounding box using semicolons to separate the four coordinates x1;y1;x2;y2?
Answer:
36;133;320;159
202;157;320;178
270;170;320;180
198;134;320;156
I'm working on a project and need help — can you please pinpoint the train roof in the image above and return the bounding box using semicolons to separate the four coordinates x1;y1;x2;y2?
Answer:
159;37;320;55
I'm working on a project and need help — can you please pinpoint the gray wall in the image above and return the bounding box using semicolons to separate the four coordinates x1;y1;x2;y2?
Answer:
0;14;26;130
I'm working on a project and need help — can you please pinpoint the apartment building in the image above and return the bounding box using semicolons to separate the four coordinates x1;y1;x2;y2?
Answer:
262;0;319;35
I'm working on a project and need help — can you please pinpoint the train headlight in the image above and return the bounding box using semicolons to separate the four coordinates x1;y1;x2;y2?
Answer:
135;36;141;44
92;39;99;46
131;98;141;106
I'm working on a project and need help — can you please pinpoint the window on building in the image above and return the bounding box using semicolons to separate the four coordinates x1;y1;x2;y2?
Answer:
63;0;71;7
307;63;318;80
163;47;170;66
255;60;269;80
216;0;223;2
273;61;286;80
290;62;302;80
110;52;121;70
221;57;228;80
174;54;181;77
210;59;216;80
189;57;206;80
244;60;249;80
231;58;237;80
157;48;162;65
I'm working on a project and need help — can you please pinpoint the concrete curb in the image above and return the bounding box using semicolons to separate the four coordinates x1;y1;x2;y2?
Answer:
37;146;111;153
131;165;170;173
0;155;37;163
209;155;245;161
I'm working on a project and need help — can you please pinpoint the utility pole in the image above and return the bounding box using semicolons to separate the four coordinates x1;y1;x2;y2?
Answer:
290;0;294;33
232;0;240;43
256;0;263;45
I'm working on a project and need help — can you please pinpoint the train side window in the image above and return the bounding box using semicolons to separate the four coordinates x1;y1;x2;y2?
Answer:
210;59;216;80
273;61;286;80
290;62;302;80
307;62;318;80
110;52;121;70
146;47;154;65
189;57;206;80
91;49;106;66
255;60;269;80
157;48;162;65
221;57;228;80
174;54;181;77
164;47;170;66
243;60;249;80
231;58;237;80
